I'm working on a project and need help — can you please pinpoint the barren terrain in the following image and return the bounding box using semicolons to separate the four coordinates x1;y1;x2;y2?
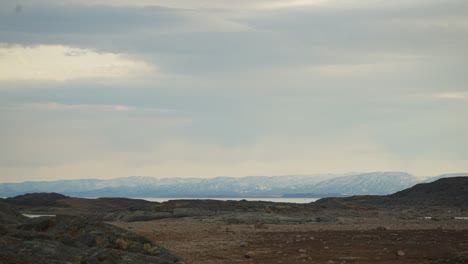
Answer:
114;218;468;264
2;177;467;264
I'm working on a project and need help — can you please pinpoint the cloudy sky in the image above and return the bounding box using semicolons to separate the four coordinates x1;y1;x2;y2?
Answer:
1;0;467;182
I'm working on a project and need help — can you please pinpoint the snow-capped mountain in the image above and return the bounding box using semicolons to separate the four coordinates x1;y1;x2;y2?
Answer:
306;172;420;195
0;174;340;198
1;172;466;198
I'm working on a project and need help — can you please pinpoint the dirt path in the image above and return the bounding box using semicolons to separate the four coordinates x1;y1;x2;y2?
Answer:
113;219;468;264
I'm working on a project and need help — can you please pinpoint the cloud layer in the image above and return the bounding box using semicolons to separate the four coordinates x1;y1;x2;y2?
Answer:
0;0;467;182
0;45;153;81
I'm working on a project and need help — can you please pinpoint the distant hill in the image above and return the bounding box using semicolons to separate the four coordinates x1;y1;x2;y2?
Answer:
388;176;468;207
0;172;465;198
0;174;338;198
422;173;468;183
303;172;419;195
5;192;69;207
4;177;467;224
316;176;468;208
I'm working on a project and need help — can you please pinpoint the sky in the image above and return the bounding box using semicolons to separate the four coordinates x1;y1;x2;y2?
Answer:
1;0;467;183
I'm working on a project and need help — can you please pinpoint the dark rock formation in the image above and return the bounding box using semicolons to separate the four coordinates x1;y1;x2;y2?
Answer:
0;200;27;224
6;192;69;207
315;176;468;209
0;202;182;264
388;176;468;207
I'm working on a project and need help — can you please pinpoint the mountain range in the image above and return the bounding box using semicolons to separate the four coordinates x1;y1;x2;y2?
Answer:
0;172;467;198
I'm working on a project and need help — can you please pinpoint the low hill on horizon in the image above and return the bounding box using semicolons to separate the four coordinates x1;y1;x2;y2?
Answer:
388;176;468;206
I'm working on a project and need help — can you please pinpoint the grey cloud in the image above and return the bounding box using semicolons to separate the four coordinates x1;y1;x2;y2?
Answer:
0;0;467;176
1;1;467;76
0;5;180;34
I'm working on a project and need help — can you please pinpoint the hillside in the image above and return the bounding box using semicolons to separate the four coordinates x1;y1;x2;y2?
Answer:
388;176;468;207
316;176;468;208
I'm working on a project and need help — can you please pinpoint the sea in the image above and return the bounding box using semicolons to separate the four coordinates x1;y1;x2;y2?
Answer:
23;214;56;218
139;197;320;204
3;196;320;204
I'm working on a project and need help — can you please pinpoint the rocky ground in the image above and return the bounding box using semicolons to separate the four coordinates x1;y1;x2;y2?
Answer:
0;200;182;264
113;218;468;264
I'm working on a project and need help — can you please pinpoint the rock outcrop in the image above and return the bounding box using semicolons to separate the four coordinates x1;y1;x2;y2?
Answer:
0;202;182;264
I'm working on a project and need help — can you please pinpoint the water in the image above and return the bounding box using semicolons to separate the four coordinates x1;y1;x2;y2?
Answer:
139;197;320;204
23;214;55;218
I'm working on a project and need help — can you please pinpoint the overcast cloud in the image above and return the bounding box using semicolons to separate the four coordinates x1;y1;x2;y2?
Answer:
0;0;467;182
